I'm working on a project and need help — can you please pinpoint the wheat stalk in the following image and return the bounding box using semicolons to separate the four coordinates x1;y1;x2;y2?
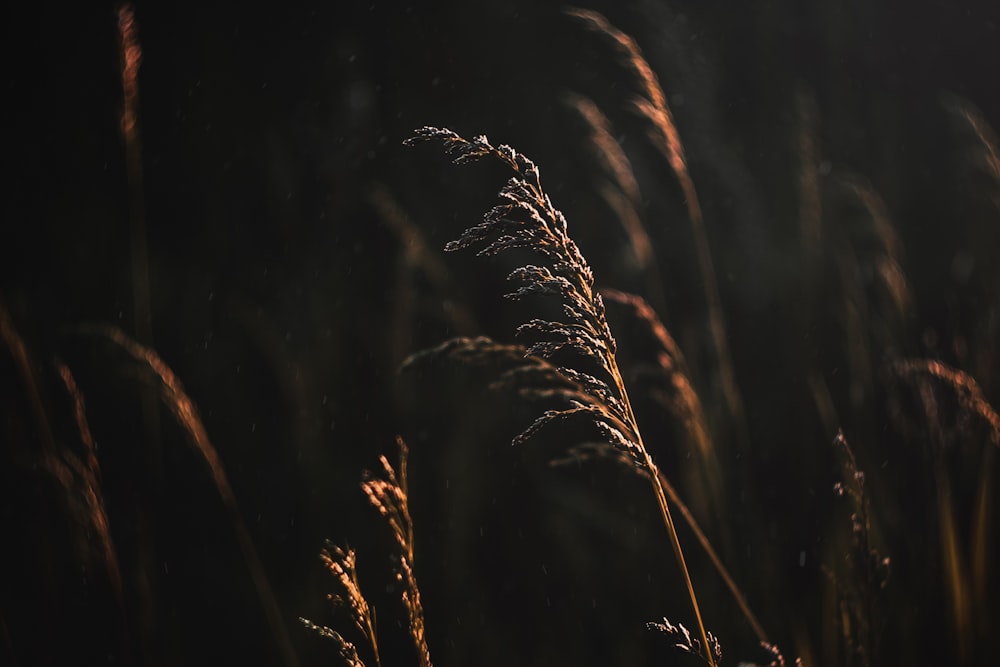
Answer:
405;126;716;666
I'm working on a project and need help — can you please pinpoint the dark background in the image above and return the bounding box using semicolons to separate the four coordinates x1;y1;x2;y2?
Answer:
2;1;999;665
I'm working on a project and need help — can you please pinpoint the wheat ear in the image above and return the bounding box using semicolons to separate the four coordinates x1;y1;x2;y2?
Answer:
405;127;716;666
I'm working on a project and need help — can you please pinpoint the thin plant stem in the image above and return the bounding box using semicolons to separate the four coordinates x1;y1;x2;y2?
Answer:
613;366;717;667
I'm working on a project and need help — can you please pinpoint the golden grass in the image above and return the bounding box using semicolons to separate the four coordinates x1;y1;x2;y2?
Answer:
304;438;431;667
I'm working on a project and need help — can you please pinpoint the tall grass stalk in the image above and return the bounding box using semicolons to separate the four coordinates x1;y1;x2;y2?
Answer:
116;3;157;435
73;323;301;667
405;127;716;666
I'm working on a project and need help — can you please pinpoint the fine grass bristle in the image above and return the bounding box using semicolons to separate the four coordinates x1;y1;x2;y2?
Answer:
405;125;717;666
314;543;380;667
824;431;890;667
299;617;366;667
647;615;723;664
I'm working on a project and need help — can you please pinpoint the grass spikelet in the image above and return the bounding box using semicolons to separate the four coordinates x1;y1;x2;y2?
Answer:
402;335;583;406
406;126;716;666
362;437;431;667
305;438;431;667
401;335;527;371
404;335;628;446
298;616;367;667
647;615;723;664
824;431;890;666
316;544;381;667
742;641;804;667
405;128;640;460
600;288;715;474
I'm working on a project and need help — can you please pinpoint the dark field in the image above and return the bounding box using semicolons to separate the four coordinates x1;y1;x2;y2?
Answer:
2;2;999;665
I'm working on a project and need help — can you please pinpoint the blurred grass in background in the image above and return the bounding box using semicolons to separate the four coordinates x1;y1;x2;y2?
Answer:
2;1;998;665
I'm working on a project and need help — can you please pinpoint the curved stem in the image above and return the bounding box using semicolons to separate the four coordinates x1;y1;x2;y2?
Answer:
607;356;716;666
657;468;768;644
648;460;716;667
